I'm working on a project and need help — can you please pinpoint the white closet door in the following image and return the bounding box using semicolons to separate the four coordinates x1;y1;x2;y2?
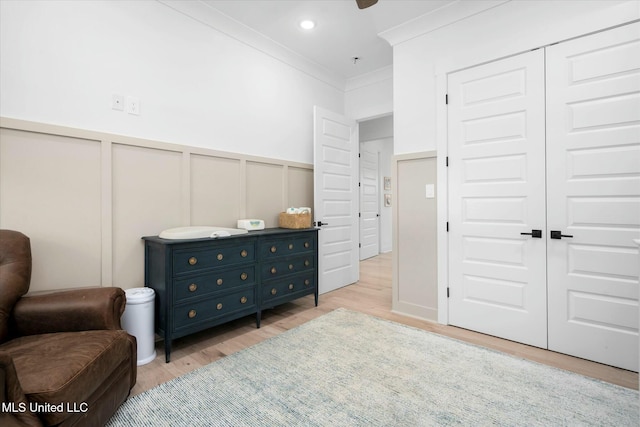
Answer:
546;23;640;371
448;49;548;348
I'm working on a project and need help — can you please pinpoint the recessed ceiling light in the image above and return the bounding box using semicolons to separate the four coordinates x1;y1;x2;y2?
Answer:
300;20;315;30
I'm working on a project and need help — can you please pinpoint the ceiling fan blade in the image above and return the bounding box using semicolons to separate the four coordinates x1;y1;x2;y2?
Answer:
356;0;378;9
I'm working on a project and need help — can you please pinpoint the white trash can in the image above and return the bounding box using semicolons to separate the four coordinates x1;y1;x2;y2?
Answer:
122;287;157;366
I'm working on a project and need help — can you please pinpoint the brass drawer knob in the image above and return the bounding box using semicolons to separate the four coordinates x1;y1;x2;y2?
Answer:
288;264;294;270
288;284;294;290
217;253;223;261
304;260;310;267
270;267;277;274
188;309;196;318
271;288;277;295
304;242;310;248
240;296;247;304
216;278;223;286
304;279;310;286
240;249;248;257
188;257;197;265
240;272;248;280
270;245;277;253
216;303;223;310
288;243;294;250
188;283;198;292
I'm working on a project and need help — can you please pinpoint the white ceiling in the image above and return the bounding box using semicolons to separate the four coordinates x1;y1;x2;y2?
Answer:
201;0;456;80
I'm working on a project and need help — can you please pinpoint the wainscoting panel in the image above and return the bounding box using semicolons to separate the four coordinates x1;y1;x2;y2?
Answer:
246;161;285;228
0;118;313;291
0;128;103;291
287;166;314;211
112;143;183;289
190;154;242;227
392;151;438;320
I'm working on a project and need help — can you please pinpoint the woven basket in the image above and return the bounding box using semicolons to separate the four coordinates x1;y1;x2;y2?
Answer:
278;212;312;229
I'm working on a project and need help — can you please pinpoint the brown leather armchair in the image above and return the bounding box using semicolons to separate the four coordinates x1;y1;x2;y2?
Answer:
0;230;137;427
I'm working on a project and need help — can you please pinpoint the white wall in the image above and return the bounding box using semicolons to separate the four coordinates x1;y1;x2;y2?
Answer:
0;0;344;164
359;115;393;141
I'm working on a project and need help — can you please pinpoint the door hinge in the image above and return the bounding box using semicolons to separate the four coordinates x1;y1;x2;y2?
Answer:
446;222;449;232
446;156;449;167
447;287;450;298
358;153;361;158
359;212;361;218
359;182;361;187
445;94;448;105
359;243;362;248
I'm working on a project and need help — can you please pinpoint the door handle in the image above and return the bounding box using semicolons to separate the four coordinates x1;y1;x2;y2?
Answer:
550;230;573;239
520;229;542;238
314;221;328;227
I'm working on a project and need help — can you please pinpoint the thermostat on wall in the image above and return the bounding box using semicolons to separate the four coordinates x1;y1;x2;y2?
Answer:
237;219;265;230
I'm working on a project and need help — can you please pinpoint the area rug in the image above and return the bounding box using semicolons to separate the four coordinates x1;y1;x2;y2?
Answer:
107;308;638;426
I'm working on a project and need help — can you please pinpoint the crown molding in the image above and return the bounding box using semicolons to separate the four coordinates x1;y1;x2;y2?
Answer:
379;0;510;46
158;0;347;91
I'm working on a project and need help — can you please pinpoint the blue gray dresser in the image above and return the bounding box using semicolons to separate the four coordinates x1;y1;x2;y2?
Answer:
143;228;318;362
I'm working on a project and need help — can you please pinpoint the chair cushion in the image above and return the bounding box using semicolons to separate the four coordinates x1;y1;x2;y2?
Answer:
0;329;133;426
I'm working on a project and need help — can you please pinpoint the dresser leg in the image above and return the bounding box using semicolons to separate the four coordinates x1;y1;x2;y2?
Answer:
256;311;261;328
315;290;319;307
165;339;171;363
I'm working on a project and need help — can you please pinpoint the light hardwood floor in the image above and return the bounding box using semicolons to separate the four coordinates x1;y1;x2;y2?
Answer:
132;252;638;396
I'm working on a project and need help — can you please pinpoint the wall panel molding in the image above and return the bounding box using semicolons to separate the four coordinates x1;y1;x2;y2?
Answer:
0;117;312;291
392;151;438;321
101;139;113;288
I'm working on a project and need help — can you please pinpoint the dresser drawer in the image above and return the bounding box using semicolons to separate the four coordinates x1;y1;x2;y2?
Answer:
262;274;315;303
173;242;255;275
260;235;315;259
173;288;256;332
174;266;256;302
261;255;315;278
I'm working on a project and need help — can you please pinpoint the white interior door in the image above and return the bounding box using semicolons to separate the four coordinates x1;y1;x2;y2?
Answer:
546;23;640;371
313;106;359;294
447;49;548;348
359;144;380;260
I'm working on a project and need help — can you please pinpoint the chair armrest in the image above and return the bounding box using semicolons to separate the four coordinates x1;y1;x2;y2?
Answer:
0;351;42;427
12;287;126;336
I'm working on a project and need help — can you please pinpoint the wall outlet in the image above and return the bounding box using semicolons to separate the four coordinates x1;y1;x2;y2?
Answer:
112;94;124;111
126;96;140;115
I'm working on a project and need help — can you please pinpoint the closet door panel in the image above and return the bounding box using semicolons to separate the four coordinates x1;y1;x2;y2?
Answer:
447;49;548;348
546;22;640;371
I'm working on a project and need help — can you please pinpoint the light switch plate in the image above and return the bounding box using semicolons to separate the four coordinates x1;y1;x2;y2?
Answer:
425;184;435;199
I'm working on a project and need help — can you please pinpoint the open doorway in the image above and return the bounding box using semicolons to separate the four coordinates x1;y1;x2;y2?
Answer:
359;115;393;261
